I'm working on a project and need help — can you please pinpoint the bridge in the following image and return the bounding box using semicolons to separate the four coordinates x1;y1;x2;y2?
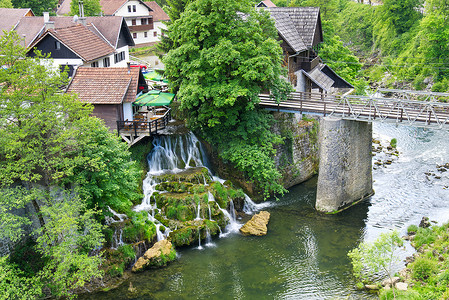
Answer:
259;89;449;213
259;89;449;129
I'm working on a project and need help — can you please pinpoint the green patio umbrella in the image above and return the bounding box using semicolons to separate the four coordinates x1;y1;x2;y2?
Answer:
144;70;167;82
133;90;175;106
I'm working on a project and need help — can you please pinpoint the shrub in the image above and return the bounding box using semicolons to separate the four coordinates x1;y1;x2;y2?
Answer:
413;227;436;248
407;224;418;234
390;138;397;148
410;257;438;280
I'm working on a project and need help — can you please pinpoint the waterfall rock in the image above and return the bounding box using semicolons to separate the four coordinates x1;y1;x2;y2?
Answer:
240;211;270;236
132;240;176;272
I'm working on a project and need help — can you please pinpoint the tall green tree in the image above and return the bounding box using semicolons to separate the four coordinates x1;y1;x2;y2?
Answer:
69;0;102;16
0;31;141;214
11;0;57;15
164;0;292;197
0;0;13;8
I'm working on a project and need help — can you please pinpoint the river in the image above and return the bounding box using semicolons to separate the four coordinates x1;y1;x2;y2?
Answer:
83;122;449;299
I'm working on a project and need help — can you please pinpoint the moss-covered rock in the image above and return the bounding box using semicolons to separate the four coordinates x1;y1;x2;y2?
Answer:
132;240;176;272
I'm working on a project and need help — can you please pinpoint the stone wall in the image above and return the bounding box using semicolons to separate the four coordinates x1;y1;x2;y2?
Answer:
315;117;373;213
202;112;320;201
271;112;320;189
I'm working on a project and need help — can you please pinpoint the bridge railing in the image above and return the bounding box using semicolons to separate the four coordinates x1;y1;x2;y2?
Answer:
259;91;449;128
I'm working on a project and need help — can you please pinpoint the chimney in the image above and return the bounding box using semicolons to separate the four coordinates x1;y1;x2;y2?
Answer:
78;0;84;18
43;12;50;23
78;17;87;26
45;21;55;30
127;62;131;74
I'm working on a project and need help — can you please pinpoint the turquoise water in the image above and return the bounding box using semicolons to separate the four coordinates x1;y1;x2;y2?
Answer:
83;123;449;299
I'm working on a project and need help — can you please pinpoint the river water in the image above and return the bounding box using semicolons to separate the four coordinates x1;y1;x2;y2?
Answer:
85;123;449;299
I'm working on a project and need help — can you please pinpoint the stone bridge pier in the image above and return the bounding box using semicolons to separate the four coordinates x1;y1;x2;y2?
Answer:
316;117;374;213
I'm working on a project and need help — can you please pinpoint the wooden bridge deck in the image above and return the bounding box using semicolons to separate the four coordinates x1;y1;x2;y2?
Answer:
259;91;449;129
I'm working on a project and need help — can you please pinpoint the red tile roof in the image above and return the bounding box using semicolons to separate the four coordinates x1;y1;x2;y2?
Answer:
100;0;129;16
30;24;115;62
67;67;141;104
15;16;128;48
145;1;169;22
0;8;34;32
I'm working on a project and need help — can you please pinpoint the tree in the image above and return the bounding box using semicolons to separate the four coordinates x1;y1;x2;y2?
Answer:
164;0;292;197
11;0;58;15
0;0;13;8
69;0;102;16
348;230;404;298
35;195;104;298
0;31;141;215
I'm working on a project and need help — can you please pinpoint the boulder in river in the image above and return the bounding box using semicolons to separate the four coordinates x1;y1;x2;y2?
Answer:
240;211;270;236
132;240;176;272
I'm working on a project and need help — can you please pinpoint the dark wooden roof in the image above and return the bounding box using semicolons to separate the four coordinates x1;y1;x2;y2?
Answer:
67;67;142;104
267;7;323;51
29;24;115;62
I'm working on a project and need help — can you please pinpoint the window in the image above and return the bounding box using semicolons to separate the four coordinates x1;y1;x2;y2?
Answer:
91;61;99;67
144;32;147;38
114;51;126;63
55;41;60;50
141;18;147;25
131;19;136;26
133;32;137;39
153;31;157;37
103;57;110;67
128;5;131;12
133;5;136;12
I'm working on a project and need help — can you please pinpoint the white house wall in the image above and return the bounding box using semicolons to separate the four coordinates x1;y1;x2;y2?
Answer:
123;102;133;121
115;0;149;17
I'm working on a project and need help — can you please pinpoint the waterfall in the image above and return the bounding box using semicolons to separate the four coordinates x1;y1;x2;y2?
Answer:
197;228;203;250
243;195;272;215
205;227;215;247
156;224;165;242
106;206;128;225
195;202;202;221
229;200;236;222
111;228;124;249
208;204;212;221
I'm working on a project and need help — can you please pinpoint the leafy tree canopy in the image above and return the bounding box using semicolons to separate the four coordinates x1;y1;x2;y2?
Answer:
69;0;102;16
0;31;141;214
164;0;292;197
0;0;13;8
11;0;57;15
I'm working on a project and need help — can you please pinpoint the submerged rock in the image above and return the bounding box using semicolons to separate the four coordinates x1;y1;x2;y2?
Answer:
132;240;176;272
240;211;270;236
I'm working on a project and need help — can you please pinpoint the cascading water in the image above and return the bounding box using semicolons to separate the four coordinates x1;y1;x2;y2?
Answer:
195;202;201;221
243;195;272;215
133;132;269;244
197;228;203;250
205;227;215;247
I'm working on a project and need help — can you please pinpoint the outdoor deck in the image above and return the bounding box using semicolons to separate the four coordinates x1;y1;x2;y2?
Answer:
117;106;171;145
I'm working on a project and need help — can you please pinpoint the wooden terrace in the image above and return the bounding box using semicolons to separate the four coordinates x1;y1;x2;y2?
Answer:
117;106;171;145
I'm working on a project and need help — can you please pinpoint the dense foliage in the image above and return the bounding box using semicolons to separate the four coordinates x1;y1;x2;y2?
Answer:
69;0;102;16
11;0;57;15
402;222;449;299
0;31;141;297
0;0;13;8
164;0;292;197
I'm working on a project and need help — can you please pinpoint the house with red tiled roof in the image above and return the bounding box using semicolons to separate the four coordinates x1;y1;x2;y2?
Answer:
0;8;34;33
27;23;131;76
99;0;170;47
66;67;148;129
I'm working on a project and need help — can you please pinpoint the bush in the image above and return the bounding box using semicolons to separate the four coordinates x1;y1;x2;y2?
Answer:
407;224;418;234
413;227;436;248
410;257;438;280
431;79;448;92
390;138;397;148
379;288;421;300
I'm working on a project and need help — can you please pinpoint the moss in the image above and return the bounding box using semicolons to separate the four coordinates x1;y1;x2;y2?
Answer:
122;211;157;243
